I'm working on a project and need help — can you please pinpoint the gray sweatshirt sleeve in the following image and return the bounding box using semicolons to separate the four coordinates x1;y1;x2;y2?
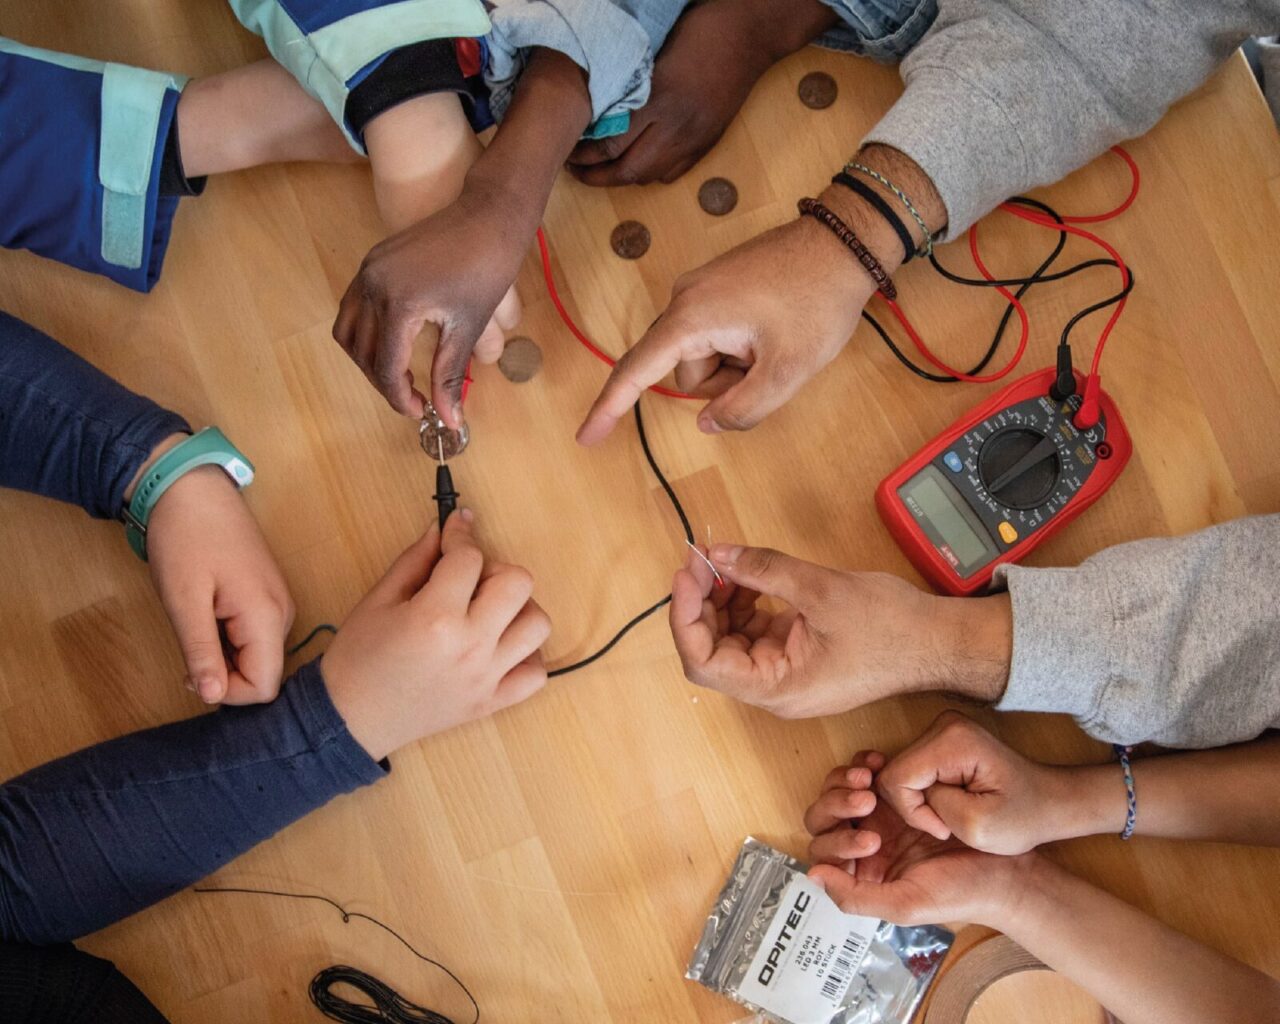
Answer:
993;515;1280;749
864;0;1280;238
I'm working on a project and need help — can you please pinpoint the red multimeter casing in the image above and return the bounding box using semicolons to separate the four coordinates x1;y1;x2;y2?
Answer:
875;367;1131;595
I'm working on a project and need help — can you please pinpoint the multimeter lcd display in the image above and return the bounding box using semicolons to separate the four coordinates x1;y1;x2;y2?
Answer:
898;466;998;578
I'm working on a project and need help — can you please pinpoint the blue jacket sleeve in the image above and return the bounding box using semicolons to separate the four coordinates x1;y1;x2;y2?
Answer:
227;0;491;149
0;38;189;292
0;310;190;519
0;659;386;945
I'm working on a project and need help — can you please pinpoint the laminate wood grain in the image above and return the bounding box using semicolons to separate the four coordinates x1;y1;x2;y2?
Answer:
2;5;1278;1021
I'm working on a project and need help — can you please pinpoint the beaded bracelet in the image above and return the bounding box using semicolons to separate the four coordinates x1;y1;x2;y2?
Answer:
832;171;915;265
846;161;937;258
796;197;897;299
1113;743;1137;840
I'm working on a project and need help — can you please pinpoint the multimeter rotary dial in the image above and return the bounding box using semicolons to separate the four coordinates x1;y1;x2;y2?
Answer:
978;427;1061;509
957;393;1105;532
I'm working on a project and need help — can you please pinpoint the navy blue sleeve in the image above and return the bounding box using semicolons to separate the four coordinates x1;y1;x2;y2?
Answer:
0;659;387;945
0;310;190;519
0;39;186;292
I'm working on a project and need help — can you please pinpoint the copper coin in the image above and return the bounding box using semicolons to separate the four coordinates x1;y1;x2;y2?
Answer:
698;177;739;216
498;335;543;383
610;220;651;259
798;71;838;110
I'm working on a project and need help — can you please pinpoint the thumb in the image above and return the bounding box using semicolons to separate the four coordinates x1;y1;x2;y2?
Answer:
431;318;482;429
921;783;980;844
368;524;444;605
166;590;230;704
696;358;802;434
708;544;829;611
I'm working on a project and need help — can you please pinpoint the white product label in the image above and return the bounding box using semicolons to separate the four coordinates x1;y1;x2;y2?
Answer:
735;875;879;1024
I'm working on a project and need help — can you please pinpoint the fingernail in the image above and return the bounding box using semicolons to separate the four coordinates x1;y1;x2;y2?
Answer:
710;544;743;568
460;507;475;523
197;678;221;704
697;413;723;435
182;676;197;693
451;402;464;426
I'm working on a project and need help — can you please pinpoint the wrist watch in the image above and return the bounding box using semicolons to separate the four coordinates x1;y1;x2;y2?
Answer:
122;426;254;561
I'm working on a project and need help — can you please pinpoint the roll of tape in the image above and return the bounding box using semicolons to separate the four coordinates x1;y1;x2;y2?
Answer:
923;934;1121;1024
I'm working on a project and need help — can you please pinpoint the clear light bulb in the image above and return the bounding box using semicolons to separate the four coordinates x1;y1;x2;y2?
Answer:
419;401;469;461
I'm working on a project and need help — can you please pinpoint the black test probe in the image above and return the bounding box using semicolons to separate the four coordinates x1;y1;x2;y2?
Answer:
431;435;460;530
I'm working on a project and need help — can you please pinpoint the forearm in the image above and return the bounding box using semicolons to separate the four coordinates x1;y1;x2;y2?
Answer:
0;660;384;944
1046;735;1280;847
993;857;1280;1024
0;311;189;518
465;48;592;229
737;0;838;64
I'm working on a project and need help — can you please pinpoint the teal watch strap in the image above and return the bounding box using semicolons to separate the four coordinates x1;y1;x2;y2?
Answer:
123;427;255;561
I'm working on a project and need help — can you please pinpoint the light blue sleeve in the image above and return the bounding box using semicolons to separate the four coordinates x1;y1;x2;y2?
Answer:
227;0;491;150
815;0;936;61
484;0;687;139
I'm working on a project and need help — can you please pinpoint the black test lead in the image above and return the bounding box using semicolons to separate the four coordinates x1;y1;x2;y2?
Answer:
433;434;459;530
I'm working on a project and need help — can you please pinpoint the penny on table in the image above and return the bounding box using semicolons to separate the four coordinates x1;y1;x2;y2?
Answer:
698;177;739;216
610;220;651;259
498;336;543;383
798;71;838;110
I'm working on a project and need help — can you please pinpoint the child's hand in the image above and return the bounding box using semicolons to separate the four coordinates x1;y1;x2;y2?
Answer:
806;751;1032;928
321;511;550;761
332;184;525;420
146;461;295;706
875;711;1125;854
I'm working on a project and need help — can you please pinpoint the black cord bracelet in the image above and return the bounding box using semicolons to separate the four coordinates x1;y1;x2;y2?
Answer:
832;171;914;265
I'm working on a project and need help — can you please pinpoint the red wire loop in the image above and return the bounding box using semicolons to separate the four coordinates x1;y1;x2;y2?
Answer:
878;146;1137;398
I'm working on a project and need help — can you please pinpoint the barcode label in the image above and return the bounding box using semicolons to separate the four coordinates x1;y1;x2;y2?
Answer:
820;930;869;1001
736;875;881;1023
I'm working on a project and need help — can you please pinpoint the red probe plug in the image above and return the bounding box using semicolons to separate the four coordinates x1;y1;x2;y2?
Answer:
1074;373;1103;429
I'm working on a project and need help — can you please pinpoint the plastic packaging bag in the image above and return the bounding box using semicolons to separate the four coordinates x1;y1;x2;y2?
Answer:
687;837;952;1024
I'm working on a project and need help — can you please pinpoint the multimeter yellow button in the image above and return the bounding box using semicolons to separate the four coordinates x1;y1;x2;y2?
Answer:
998;521;1018;544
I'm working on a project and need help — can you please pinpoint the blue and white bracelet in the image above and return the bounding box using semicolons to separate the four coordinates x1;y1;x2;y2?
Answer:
1113;744;1138;840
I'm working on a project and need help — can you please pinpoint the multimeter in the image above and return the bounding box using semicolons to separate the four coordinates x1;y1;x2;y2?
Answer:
876;366;1131;595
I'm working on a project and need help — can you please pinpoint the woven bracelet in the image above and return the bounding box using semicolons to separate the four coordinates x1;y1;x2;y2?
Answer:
846;161;936;258
1113;743;1138;840
797;197;897;299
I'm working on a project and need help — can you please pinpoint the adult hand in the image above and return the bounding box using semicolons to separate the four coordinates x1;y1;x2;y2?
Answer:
566;1;773;186
576;217;872;444
669;543;1010;719
877;711;1125;853
321;511;551;761
145;458;295;706
332;184;525;423
566;0;837;186
806;751;1034;928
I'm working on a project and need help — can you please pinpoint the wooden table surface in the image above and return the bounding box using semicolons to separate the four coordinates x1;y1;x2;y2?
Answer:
2;4;1279;1021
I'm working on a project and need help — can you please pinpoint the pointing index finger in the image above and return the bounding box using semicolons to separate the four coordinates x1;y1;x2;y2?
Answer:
576;317;691;446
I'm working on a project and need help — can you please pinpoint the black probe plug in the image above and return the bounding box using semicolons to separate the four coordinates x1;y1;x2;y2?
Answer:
434;462;459;531
1049;343;1076;402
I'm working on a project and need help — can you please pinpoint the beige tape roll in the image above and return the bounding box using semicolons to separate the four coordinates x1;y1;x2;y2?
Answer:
924;934;1124;1024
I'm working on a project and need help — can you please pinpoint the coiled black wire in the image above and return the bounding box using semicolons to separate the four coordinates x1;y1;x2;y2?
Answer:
194;886;479;1024
863;197;1134;382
